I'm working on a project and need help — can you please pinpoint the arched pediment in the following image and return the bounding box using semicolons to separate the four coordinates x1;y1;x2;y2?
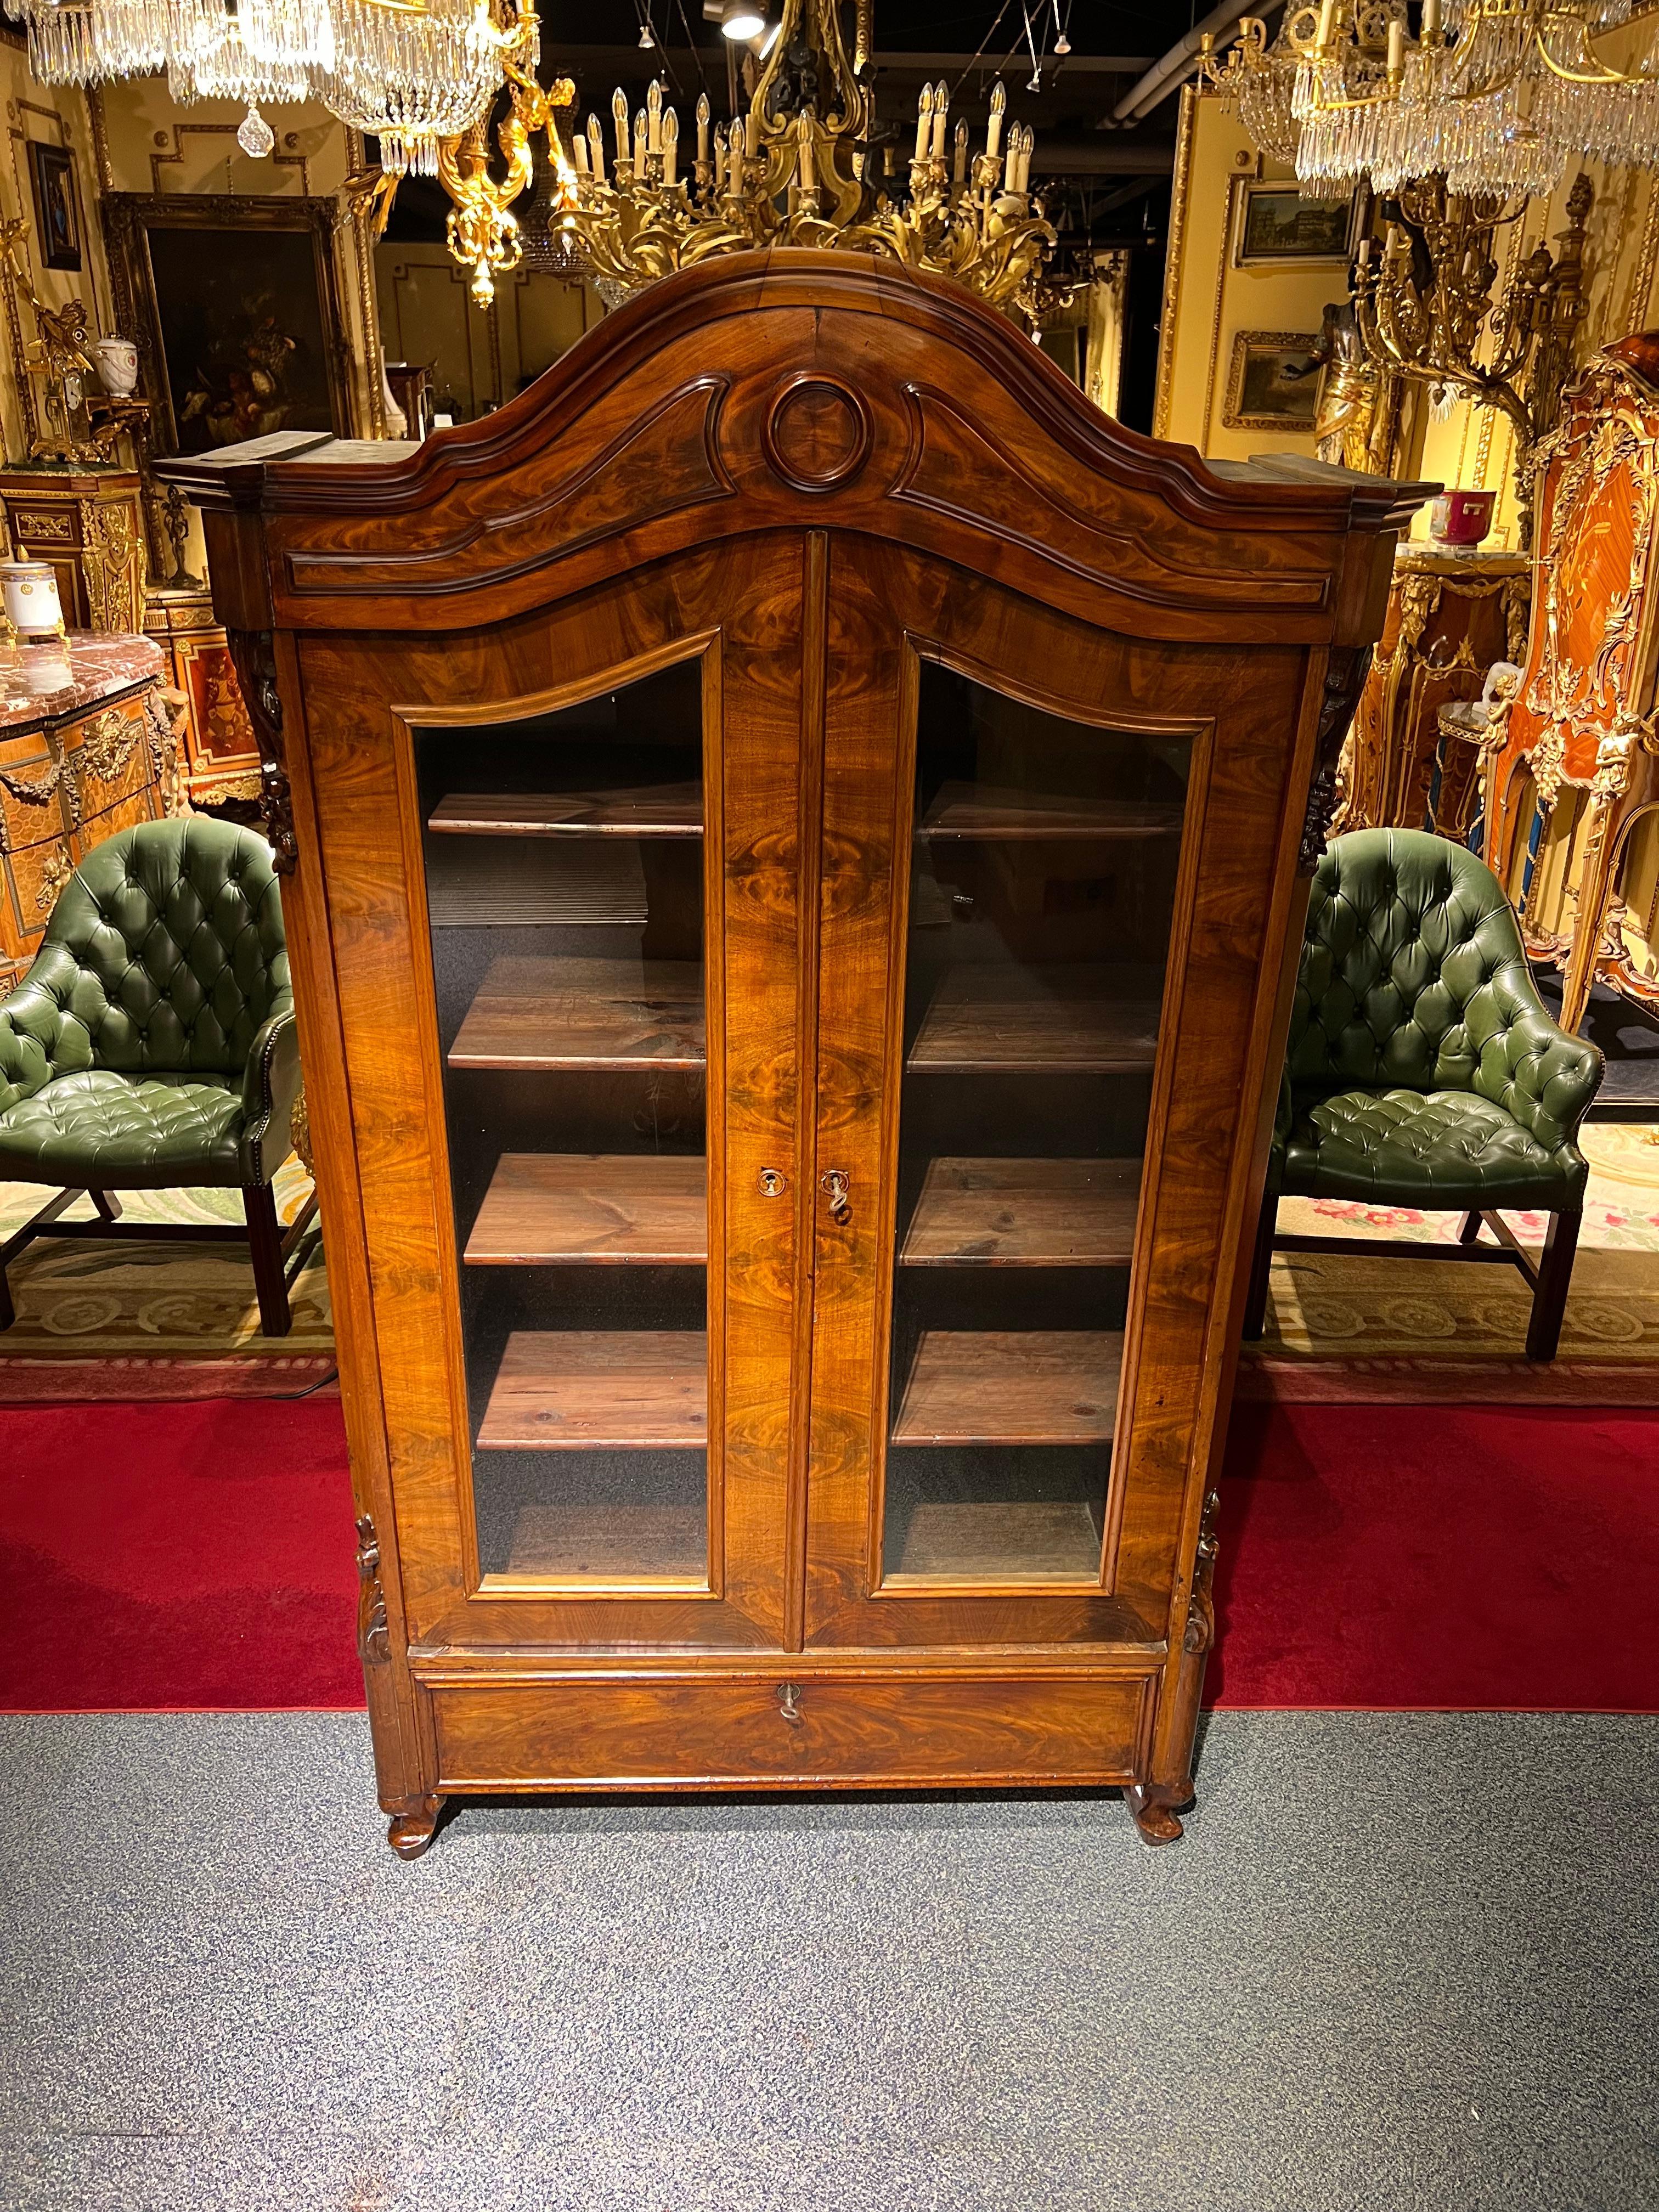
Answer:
160;250;1428;648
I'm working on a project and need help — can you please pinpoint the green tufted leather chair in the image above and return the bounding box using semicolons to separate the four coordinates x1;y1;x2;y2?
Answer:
1243;826;1604;1362
0;816;317;1337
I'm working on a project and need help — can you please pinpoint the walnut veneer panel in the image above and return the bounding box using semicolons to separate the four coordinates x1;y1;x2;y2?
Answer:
466;1154;707;1264
901;1157;1142;1267
430;1672;1151;1788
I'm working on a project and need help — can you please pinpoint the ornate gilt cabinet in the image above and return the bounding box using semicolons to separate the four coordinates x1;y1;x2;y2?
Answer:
1483;334;1659;1029
161;254;1422;1852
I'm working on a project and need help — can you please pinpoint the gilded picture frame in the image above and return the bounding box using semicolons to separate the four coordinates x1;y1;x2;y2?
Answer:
101;192;356;454
1232;184;1355;269
1222;330;1323;433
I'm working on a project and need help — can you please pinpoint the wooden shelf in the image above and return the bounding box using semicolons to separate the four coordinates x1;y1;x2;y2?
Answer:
466;1153;707;1265
496;1503;707;1582
901;1157;1141;1267
477;1330;707;1449
907;966;1161;1075
430;783;703;836
450;956;705;1070
425;838;647;928
918;782;1183;841
891;1330;1124;1446
888;1500;1102;1583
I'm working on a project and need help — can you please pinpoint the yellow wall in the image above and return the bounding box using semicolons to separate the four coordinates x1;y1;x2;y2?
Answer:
0;42;108;467
1156;75;1659;520
375;243;594;423
1154;83;1361;460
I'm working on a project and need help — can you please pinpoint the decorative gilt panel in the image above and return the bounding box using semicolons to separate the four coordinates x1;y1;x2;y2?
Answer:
1484;334;1659;1029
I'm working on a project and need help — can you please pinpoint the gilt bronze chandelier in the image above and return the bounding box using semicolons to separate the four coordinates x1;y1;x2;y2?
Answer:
438;0;1057;317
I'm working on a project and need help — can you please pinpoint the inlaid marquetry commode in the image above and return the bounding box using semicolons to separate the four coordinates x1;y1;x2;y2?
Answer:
0;631;180;994
159;252;1429;1853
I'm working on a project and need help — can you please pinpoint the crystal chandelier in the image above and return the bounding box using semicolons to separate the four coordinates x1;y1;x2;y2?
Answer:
4;0;528;177
1205;0;1659;195
534;0;1052;313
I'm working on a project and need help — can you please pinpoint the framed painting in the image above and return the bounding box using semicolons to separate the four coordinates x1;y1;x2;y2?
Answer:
28;140;82;273
1222;331;1323;432
1233;184;1355;268
102;194;354;454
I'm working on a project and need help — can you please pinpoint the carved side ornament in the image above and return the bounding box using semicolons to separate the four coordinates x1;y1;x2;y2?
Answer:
224;628;297;874
1300;644;1373;873
1183;1487;1221;1661
355;1512;391;1667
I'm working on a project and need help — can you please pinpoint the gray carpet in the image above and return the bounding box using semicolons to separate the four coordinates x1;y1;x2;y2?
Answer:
1;1709;1655;2211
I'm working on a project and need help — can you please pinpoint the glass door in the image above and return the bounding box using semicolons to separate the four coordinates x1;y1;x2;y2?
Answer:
880;662;1193;1588
804;597;1204;1649
414;657;715;1592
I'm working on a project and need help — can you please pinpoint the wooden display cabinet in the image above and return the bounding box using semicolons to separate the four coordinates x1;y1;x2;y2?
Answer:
160;253;1425;1853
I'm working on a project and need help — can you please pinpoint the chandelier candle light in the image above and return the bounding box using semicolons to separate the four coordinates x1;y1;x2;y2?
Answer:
1205;0;1659;195
6;0;1064;323
5;0;532;176
546;0;1051;312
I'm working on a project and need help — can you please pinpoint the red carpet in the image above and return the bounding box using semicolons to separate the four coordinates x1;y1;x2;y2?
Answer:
2;1398;1655;1713
0;1399;363;1711
1209;1403;1659;1711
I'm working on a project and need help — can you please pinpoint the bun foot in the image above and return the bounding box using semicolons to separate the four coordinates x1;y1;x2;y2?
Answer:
1126;1784;1187;1846
387;1793;444;1859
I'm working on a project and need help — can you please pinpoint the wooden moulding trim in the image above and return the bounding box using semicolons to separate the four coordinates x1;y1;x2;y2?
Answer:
388;630;720;732
405;1656;1169;1683
1097;708;1217;1600
407;1645;1167;1672
283;376;737;591
785;529;830;1653
421;1769;1133;1795
893;382;1332;612
154;250;1435;542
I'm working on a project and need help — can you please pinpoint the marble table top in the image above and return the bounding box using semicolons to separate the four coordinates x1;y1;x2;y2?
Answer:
0;630;163;736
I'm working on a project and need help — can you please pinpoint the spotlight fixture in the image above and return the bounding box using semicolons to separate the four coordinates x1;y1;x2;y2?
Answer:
721;2;766;39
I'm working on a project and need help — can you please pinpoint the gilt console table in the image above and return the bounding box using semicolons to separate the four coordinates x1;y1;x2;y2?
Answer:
0;631;180;992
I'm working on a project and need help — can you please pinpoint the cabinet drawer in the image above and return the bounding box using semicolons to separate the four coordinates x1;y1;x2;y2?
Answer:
429;1671;1153;1790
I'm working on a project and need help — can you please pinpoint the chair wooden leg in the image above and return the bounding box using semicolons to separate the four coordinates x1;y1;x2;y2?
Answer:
1242;1189;1278;1341
91;1189;122;1222
1526;1210;1581;1364
0;1257;12;1332
1458;1209;1484;1246
244;1182;292;1339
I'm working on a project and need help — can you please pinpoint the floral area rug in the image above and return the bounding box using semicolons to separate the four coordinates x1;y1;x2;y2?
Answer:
1240;1121;1659;1404
0;1160;333;1400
